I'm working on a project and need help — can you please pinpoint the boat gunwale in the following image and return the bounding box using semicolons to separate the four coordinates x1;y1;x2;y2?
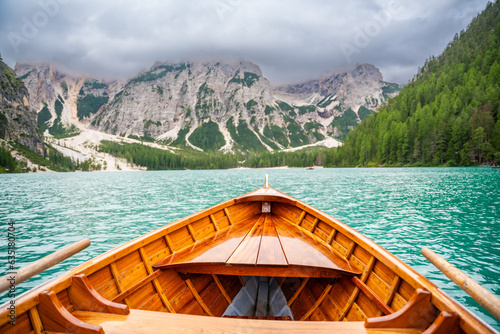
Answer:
0;186;495;333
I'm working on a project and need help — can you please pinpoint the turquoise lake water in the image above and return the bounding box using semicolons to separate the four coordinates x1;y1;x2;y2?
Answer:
0;168;499;329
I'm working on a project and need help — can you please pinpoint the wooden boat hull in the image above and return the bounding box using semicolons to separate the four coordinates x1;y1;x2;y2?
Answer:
0;186;496;334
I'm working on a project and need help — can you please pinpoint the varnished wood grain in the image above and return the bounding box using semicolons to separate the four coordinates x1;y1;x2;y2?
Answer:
227;215;265;265
185;279;214;317
69;274;129;314
38;290;104;334
157;213;357;277
365;289;436;329
223;207;234;225
0;311;33;334
138;247;175;313
209;214;220;232
300;283;333;320
352;277;393;315
422;311;460;334
109;262;131;308
273;216;359;276
73;309;424;334
257;215;287;266
288;278;309;307
28;307;44;334
175;264;343;278
338;257;376;321
212;274;232;304
111;271;160;303
153;216;257;269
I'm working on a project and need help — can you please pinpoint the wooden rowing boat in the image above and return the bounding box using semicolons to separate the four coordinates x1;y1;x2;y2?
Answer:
1;179;497;334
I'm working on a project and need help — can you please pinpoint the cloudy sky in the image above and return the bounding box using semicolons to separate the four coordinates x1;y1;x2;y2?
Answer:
0;0;491;85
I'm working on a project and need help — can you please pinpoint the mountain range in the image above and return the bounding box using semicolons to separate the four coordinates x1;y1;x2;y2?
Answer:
14;61;399;154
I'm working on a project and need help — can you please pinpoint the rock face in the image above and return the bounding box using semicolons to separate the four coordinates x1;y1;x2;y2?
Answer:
0;60;43;153
274;64;400;139
16;61;400;152
15;63;116;139
277;64;390;109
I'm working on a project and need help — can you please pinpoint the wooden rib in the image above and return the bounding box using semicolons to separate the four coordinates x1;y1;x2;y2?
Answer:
138;248;175;313
185;279;214;317
297;211;307;225
300;283;333;321
138;248;153;275
238;276;245;287
209;214;219;232
109;263;131;308
152;279;175;313
287;278;309;307
223;208;233;225
164;235;174;253
112;271;160;303
386;276;401;304
361;256;376;281
375;275;401;317
309;218;319;232
212;274;232;304
352;276;393;315
336;256;376;320
346;242;356;259
327;229;337;244
28;307;44;334
279;277;287;288
187;224;197;242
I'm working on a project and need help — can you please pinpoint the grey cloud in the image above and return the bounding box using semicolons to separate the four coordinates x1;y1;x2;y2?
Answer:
0;0;491;85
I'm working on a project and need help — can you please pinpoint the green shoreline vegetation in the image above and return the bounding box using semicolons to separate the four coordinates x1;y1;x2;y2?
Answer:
328;1;500;167
98;140;329;170
0;141;102;173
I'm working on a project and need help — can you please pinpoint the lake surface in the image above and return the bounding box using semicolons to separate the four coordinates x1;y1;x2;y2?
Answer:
0;168;499;329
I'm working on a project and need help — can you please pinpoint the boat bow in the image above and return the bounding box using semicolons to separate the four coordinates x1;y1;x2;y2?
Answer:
153;186;361;278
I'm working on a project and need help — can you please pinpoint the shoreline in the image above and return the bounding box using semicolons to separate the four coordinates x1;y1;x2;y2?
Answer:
3;165;497;175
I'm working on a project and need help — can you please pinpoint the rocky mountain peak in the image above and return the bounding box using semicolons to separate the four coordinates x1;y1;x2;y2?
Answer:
16;59;400;152
0;60;43;153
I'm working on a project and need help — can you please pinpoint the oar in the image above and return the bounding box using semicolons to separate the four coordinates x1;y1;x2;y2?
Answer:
0;238;90;294
421;247;500;322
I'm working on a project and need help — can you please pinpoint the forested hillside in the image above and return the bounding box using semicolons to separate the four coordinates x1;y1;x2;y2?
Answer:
325;1;500;167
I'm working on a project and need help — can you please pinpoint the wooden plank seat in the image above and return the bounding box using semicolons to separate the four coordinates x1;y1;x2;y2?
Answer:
73;309;424;334
153;213;361;278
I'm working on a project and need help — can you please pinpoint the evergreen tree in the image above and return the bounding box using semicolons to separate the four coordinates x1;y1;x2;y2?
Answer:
326;1;500;167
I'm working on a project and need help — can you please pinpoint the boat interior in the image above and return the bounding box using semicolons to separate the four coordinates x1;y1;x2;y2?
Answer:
0;186;490;333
